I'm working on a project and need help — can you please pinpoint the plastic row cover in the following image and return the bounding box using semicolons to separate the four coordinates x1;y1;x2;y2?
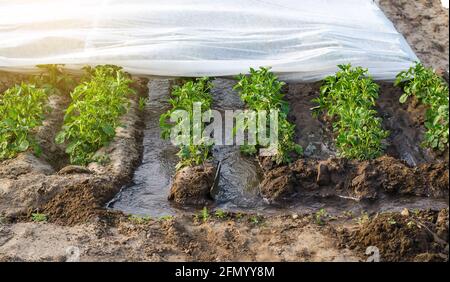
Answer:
0;0;418;81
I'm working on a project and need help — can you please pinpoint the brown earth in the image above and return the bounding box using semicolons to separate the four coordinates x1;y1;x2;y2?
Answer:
168;162;217;206
0;213;362;262
379;0;449;72
338;209;449;262
0;209;447;262
259;156;448;202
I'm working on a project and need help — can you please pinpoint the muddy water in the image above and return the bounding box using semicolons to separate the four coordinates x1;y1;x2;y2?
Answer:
107;79;181;217
108;78;266;216
109;78;447;217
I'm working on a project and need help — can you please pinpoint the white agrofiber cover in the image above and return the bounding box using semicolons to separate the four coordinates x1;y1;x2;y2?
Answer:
0;0;418;81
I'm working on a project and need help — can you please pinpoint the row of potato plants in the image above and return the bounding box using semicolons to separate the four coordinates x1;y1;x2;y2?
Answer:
312;64;390;160
395;62;449;152
0;64;75;161
55;65;135;165
0;65;136;165
1;62;447;167
159;77;214;170
159;68;303;170
233;67;303;164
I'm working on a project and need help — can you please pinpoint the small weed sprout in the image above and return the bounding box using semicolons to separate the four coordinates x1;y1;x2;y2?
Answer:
407;221;416;229
315;209;328;225
214;209;228;219
31;213;47;222
342;210;354;219
356;211;370;226
195;207;210;223
388;218;397;225
159;215;174;221
235;212;244;221
138;97;148;111
249;215;263;225
129;215;151;224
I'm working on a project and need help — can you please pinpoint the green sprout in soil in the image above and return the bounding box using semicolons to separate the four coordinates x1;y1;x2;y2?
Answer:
395;62;449;152
138;97;148;111
194;207;210;223
315;209;328;226
355;211;370;226
235;212;244;221
249;215;264;225
312;64;389;160
31;213;47;223
407;221;416;229
388;218;397;225
214;209;228;219
129;215;151;224
342;210;354;219
159;215;174;221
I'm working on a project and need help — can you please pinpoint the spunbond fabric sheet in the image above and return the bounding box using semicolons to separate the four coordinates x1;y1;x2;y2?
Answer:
0;0;418;81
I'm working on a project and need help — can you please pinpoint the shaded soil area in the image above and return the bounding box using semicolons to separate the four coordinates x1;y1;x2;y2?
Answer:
259;156;448;203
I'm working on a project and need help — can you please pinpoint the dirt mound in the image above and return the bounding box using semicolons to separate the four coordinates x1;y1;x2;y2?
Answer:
259;165;295;202
259;156;449;202
340;209;449;262
169;162;217;206
40;180;118;226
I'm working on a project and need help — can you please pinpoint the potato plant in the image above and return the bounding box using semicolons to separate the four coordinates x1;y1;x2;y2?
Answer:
233;67;302;164
31;64;76;95
0;83;48;160
56;65;135;165
159;77;214;169
312;64;389;160
395;62;449;151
